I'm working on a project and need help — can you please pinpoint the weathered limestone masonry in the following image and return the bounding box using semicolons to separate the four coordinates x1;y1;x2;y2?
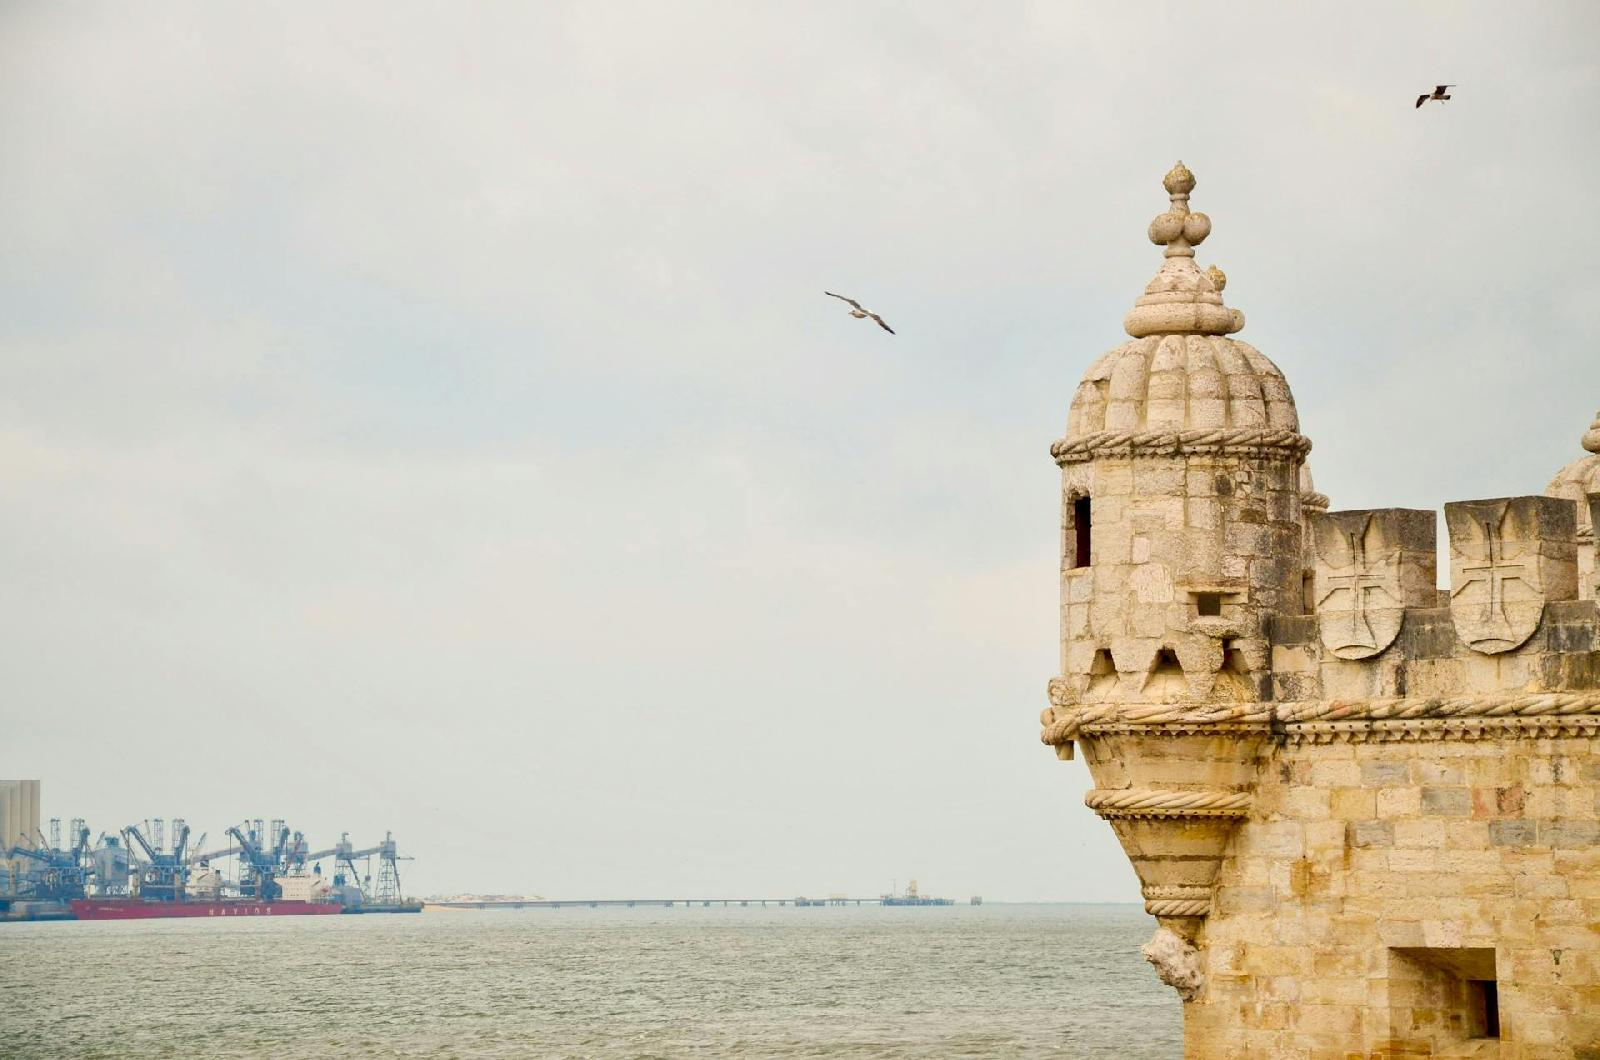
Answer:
1039;163;1600;1058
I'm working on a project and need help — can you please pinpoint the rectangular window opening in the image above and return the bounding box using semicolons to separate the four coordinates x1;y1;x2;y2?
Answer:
1472;980;1500;1039
1194;592;1223;617
1072;496;1092;569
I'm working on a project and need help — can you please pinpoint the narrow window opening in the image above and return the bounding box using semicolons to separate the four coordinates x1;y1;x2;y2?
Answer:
1472;980;1500;1039
1194;592;1223;617
1072;496;1092;569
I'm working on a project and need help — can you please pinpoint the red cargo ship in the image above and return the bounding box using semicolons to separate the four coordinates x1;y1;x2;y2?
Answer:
70;898;344;920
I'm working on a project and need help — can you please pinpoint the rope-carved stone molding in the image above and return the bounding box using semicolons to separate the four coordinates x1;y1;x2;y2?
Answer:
1084;788;1253;819
1041;691;1600;747
1300;489;1331;511
1141;887;1215;920
1050;427;1312;466
1145;898;1212;917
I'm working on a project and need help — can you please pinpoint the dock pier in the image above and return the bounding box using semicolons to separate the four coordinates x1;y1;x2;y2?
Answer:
425;896;898;910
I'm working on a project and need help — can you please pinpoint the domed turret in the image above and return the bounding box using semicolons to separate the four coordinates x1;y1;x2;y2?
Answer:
1046;164;1313;961
1545;409;1600;599
1052;162;1312;673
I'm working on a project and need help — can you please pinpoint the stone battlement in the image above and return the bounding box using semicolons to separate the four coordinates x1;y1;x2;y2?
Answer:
1281;494;1600;704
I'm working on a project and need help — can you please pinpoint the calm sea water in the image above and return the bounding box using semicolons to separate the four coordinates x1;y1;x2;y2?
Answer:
0;903;1180;1058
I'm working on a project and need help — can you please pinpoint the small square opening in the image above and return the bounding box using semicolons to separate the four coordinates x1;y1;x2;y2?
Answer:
1390;947;1499;1045
1194;592;1223;617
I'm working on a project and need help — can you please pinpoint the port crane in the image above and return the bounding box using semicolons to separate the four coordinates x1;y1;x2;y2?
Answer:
226;823;287;900
295;832;410;905
182;824;409;905
186;821;292;869
4;821;92;901
123;821;190;901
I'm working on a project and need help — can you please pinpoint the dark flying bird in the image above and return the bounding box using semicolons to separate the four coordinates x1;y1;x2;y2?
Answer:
1415;84;1454;108
824;291;894;334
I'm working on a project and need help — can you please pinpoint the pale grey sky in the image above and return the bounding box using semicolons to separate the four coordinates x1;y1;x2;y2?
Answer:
2;3;1597;899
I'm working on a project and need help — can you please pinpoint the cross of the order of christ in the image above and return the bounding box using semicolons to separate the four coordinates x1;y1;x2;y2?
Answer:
1321;530;1395;650
1456;517;1529;637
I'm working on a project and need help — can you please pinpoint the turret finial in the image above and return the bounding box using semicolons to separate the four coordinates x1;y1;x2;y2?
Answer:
1583;409;1600;455
1148;161;1210;259
1124;163;1242;337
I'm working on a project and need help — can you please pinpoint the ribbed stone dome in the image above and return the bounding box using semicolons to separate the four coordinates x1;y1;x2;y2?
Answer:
1059;163;1303;452
1066;334;1299;439
1544;409;1600;539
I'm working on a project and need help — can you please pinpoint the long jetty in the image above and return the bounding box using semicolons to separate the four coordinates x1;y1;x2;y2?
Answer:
426;896;937;909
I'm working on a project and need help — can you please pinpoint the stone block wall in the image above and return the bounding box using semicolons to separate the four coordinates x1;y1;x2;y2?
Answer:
1187;734;1600;1057
1046;521;1600;1056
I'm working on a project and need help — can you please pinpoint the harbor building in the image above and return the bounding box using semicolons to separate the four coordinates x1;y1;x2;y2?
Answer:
1039;163;1600;1056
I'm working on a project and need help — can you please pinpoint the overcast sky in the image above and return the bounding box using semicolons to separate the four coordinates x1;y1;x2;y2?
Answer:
3;3;1597;900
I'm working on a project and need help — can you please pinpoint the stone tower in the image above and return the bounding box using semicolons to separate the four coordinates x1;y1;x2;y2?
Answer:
1051;160;1310;949
1041;165;1600;1056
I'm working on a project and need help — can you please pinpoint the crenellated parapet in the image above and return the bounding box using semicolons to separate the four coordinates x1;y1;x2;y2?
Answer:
1256;494;1600;711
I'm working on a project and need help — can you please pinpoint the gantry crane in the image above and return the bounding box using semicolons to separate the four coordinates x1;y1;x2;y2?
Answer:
180;824;409;905
224;823;287;900
298;832;411;905
123;821;190;901
5;821;92;901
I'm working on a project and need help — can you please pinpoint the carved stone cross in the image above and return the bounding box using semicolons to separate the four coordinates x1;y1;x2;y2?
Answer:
1455;519;1528;644
1446;496;1578;655
1312;509;1434;661
1322;531;1391;651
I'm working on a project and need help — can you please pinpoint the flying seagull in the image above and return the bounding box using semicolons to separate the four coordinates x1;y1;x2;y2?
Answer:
1415;84;1454;108
824;291;895;334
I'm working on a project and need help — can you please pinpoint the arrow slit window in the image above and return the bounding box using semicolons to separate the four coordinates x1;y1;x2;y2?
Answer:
1072;496;1092;568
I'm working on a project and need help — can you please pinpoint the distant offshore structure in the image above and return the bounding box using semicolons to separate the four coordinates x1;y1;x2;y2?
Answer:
1038;163;1600;1053
879;879;953;906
